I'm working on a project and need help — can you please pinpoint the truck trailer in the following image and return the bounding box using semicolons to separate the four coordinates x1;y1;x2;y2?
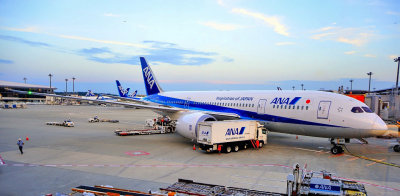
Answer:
197;120;267;153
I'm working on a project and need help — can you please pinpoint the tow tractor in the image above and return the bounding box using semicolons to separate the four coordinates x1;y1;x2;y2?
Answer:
88;116;119;123
46;120;74;127
287;163;367;196
114;116;175;136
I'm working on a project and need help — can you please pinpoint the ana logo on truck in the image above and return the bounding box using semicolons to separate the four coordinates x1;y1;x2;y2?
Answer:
225;127;246;136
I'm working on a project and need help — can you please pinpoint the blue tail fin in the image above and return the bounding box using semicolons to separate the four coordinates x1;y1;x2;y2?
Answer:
116;80;130;97
140;57;163;95
86;90;95;97
129;90;137;97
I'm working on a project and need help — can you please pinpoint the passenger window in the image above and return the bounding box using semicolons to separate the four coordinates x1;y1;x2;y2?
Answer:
284;105;287;109
280;105;283;109
362;107;373;113
273;105;275;108
301;106;304;110
297;106;299;110
351;107;364;113
306;106;309;110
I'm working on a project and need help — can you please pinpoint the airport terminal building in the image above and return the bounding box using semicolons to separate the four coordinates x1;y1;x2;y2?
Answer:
0;80;56;102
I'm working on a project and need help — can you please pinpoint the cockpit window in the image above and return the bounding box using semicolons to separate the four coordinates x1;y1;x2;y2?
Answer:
351;107;364;113
362;107;373;113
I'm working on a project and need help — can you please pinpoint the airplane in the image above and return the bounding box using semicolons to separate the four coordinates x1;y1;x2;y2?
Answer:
116;80;138;98
116;80;131;97
8;57;388;154
83;90;117;101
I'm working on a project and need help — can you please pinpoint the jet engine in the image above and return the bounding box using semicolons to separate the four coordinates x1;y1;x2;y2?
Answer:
175;112;216;140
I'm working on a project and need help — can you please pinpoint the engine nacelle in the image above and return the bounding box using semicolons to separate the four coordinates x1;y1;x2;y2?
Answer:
175;112;216;140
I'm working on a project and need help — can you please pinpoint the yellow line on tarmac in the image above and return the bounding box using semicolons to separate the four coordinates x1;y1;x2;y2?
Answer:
343;145;400;168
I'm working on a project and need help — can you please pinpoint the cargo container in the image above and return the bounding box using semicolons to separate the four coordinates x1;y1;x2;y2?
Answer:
197;120;267;153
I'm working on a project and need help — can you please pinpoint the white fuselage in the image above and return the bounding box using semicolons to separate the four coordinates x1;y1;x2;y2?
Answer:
143;90;387;139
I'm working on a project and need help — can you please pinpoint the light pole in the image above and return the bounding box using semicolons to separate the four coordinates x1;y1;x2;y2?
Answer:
349;79;353;92
395;57;400;95
367;72;373;94
72;77;76;94
301;84;304;90
65;78;68;95
23;77;27;84
48;74;53;92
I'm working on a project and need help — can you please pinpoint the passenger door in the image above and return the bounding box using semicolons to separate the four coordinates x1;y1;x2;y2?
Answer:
257;99;267;114
317;101;331;119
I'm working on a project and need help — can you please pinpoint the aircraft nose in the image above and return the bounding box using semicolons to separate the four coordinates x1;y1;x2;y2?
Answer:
372;117;388;130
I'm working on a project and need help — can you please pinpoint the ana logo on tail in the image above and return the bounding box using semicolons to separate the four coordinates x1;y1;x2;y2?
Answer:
118;85;129;96
143;67;155;89
86;90;95;97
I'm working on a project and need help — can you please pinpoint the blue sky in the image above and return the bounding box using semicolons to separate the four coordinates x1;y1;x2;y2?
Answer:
0;0;399;94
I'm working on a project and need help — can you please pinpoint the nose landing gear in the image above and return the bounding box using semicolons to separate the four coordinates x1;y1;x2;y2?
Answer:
330;138;345;155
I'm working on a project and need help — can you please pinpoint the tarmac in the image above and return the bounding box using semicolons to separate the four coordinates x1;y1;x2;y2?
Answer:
0;105;399;196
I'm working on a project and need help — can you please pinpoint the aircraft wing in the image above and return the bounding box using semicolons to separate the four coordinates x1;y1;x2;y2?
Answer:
7;89;240;119
102;94;148;104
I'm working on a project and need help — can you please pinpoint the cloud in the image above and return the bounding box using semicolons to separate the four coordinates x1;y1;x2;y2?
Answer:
316;26;337;32
104;13;121;17
386;11;400;16
0;35;51;47
1;26;39;33
223;57;234;62
199;21;242;31
78;41;217;66
311;26;374;46
364;54;376;58
344;51;357;55
0;59;13;64
2;26;150;49
275;42;295;46
57;34;148;48
389;55;399;60
0;26;217;66
231;8;289;36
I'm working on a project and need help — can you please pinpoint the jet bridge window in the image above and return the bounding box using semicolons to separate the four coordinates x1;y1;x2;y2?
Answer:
351;107;364;113
362;107;373;113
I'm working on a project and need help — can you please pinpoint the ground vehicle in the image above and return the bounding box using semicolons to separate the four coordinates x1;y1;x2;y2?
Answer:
46;120;74;127
88;116;119;123
197;120;267;153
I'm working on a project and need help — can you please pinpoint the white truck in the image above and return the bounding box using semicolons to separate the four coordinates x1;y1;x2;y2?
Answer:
197;120;267;153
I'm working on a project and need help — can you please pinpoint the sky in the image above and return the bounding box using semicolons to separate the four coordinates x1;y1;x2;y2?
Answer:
0;0;399;94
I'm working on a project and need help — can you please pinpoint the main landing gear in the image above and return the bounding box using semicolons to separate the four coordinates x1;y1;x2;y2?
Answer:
330;138;344;155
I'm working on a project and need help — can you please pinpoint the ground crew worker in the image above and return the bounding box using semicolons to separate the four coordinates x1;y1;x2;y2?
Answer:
17;138;24;154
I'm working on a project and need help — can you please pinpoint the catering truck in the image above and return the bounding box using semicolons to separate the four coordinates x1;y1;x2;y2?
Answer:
197;120;267;153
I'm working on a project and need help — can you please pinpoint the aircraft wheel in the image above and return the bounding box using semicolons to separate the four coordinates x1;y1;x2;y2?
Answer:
234;145;239;152
225;146;232;153
394;145;400;152
331;146;343;155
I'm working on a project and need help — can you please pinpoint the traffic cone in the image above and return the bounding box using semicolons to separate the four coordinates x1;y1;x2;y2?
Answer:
26;136;29;141
193;144;196;150
296;135;298;140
